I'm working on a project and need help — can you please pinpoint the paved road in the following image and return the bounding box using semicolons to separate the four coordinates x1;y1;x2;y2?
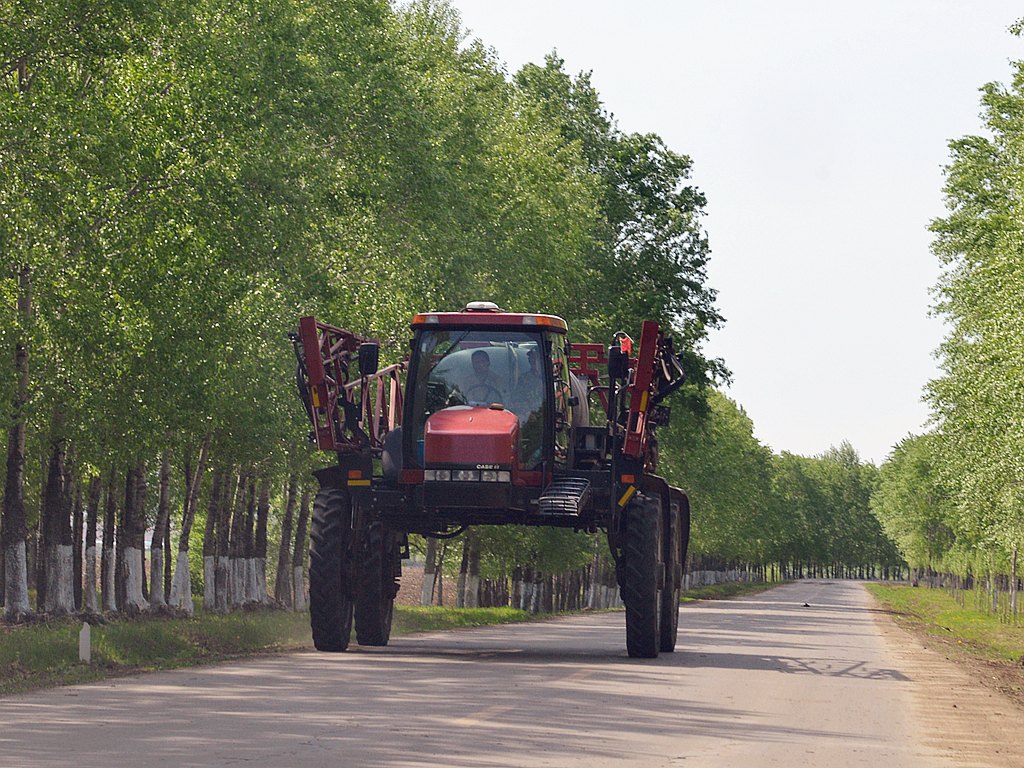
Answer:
0;582;985;767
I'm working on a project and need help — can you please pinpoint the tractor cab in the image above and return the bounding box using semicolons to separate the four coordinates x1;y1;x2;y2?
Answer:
402;304;576;501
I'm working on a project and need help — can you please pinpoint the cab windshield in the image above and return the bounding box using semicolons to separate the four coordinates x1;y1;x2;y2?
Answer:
408;329;548;468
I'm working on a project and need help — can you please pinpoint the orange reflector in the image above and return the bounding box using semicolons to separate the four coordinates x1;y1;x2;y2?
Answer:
620;474;635;484
347;469;363;479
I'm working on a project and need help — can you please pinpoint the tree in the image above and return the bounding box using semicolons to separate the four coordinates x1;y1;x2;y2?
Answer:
871;434;954;579
926;49;1024;589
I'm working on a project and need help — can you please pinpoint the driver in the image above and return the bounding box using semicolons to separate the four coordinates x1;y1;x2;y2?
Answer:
463;349;503;403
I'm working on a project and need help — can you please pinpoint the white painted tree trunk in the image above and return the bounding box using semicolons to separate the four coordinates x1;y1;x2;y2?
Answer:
245;558;258;603
464;575;480;608
169;551;194;614
231;558;246;606
84;545;98;612
420;570;434;606
293;564;306;611
215;557;230;612
44;545;75;615
123;547;148;613
254;557;269;604
520;581;531;612
203;556;216;611
149;549;167;608
4;542;31;617
102;549;117;612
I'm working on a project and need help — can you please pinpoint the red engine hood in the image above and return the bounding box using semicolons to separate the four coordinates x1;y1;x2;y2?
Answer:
424;406;519;467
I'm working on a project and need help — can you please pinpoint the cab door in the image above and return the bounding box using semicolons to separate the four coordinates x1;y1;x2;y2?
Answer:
549;334;572;470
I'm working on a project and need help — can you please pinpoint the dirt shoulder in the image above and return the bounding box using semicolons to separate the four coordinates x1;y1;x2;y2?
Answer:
868;589;1024;768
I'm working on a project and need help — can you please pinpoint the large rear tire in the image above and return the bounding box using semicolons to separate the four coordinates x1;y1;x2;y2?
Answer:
622;494;662;658
659;500;682;652
354;520;398;646
309;487;354;652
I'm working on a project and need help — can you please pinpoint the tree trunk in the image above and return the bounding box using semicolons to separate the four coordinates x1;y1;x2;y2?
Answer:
456;538;469;608
253;479;270;604
421;537;437;606
215;471;239;613
274;475;296;607
291;489;310;611
72;477;83;611
170;434;210;614
465;535;481;608
41;416;74;615
242;476;257;604
434;541;447;606
83;476;101;612
149;450;172;609
2;266;31;619
118;464;148;615
136;464;149;603
1011;544;1019;618
228;472;251;608
163;511;172;602
201;469;223;611
101;467;118;612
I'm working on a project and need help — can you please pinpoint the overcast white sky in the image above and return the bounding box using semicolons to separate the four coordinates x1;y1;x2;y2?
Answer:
452;0;1023;464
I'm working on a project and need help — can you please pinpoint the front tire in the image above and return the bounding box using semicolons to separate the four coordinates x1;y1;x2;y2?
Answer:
659;500;682;652
354;520;399;646
622;494;662;658
309;487;354;652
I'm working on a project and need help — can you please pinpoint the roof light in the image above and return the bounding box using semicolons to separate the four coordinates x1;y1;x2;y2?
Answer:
464;301;502;312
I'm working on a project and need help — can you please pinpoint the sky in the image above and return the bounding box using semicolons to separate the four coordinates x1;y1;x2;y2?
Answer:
452;0;1024;464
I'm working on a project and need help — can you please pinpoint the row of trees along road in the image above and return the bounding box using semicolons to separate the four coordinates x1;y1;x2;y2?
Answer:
2;0;904;623
872;40;1024;619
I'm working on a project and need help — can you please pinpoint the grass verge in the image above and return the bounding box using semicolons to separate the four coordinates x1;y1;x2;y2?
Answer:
681;580;784;602
865;583;1024;664
0;605;535;698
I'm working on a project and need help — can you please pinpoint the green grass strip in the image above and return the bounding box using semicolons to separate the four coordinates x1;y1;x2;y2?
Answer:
0;605;538;697
865;583;1024;663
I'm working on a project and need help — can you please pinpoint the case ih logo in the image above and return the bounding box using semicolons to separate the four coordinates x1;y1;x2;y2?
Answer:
476;464;499;470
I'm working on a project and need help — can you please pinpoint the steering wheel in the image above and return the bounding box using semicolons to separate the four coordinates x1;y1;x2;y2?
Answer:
465;383;503;405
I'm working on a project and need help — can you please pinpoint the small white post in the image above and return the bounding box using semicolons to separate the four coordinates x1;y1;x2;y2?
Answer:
79;622;91;664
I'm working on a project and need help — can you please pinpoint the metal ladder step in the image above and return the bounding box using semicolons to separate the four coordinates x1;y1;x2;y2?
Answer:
538;478;591;515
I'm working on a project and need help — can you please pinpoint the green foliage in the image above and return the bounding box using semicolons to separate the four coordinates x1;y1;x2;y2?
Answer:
914;52;1024;577
871;434;955;571
658;389;898;573
514;54;724;387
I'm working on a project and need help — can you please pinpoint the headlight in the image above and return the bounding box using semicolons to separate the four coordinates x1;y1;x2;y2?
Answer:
424;469;451;481
480;470;512;482
452;469;479;482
